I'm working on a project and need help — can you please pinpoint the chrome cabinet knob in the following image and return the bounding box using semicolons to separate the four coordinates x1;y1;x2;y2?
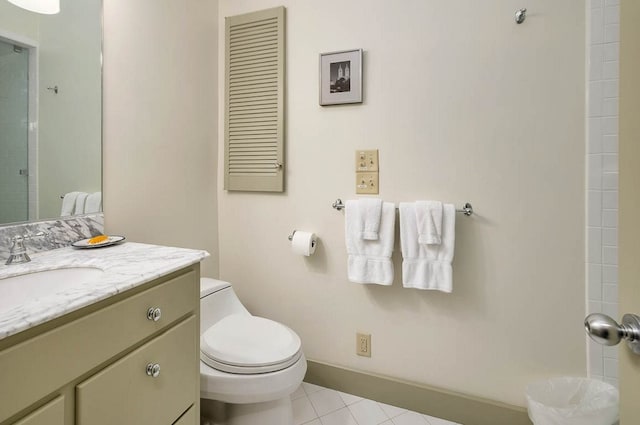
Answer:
146;363;161;378
146;307;162;322
585;313;640;355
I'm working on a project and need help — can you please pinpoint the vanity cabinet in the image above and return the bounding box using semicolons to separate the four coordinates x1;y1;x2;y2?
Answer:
0;265;200;425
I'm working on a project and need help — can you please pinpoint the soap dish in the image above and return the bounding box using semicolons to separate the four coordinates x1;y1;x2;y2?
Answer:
72;235;125;249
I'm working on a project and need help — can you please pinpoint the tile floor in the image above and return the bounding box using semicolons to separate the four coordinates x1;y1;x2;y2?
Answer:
293;382;462;425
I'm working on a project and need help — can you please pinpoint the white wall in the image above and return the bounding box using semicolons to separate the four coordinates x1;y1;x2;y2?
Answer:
0;3;38;38
103;0;220;276
217;0;586;406
587;0;620;386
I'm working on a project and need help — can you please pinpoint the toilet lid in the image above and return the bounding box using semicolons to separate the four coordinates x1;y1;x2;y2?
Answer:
200;314;302;374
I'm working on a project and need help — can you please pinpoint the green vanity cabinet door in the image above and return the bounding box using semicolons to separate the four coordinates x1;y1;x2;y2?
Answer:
11;396;64;425
76;316;197;425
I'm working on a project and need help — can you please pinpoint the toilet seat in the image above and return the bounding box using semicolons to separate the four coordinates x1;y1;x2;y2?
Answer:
200;314;302;374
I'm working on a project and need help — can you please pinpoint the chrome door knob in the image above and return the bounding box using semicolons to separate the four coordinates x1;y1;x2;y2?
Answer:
585;313;640;354
146;363;161;378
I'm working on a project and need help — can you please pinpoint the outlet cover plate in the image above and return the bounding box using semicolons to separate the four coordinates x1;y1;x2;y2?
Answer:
356;333;371;357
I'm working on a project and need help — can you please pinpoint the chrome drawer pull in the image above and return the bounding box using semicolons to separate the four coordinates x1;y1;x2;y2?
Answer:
146;363;161;378
146;307;162;322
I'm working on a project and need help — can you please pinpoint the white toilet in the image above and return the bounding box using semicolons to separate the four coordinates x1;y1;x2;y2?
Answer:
199;278;306;425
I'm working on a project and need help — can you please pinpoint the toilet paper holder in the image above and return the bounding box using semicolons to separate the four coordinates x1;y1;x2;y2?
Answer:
288;230;316;248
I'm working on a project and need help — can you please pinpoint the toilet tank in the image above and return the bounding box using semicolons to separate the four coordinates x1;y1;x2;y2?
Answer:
200;278;250;333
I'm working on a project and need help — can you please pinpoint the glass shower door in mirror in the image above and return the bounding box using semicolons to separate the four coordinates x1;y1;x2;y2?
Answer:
0;39;30;223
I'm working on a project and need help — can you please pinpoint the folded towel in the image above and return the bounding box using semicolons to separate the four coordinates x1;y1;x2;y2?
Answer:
60;192;80;216
416;200;443;245
399;202;455;292
84;192;102;213
345;200;395;285
359;198;383;240
74;192;89;215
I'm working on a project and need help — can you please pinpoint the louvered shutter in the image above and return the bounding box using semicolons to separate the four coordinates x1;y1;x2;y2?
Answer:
224;7;285;192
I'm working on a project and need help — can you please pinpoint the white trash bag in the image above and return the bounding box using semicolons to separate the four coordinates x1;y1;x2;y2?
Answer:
526;377;619;425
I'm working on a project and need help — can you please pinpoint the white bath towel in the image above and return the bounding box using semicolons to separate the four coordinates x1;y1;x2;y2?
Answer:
345;200;395;285
60;192;80;216
415;200;443;245
359;198;383;240
84;192;102;213
399;202;455;292
74;192;89;215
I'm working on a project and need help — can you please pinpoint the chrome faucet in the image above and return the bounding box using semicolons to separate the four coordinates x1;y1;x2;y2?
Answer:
5;232;47;265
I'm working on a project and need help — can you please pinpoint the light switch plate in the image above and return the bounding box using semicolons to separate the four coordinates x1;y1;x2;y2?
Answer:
355;149;379;172
356;172;379;194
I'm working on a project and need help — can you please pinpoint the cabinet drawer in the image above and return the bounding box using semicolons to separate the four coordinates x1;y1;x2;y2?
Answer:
11;396;64;425
76;316;197;425
0;267;197;423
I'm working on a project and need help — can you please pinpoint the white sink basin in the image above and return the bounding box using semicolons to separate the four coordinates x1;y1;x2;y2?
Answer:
0;267;105;315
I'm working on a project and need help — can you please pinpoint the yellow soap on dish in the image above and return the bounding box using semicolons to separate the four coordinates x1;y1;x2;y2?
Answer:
88;234;108;245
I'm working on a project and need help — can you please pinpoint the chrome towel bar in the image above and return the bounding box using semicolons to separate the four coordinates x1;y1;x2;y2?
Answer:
331;199;474;216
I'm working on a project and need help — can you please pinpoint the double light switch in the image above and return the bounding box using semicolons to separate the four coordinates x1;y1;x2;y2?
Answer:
355;149;379;194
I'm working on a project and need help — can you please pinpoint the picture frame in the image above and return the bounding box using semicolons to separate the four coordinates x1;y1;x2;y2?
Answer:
319;48;363;106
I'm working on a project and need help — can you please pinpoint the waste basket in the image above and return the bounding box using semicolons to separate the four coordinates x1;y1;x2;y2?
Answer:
526;377;618;425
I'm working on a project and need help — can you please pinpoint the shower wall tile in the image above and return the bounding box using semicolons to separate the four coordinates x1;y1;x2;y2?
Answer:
603;43;619;62
602;210;617;228
602;61;619;79
602;136;618;153
602;264;618;283
587;0;618;385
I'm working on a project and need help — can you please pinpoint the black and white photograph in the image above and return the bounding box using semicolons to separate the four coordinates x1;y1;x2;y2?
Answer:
330;60;351;93
319;49;362;105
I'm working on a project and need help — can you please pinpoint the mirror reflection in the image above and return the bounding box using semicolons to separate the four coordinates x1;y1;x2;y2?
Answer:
0;0;102;226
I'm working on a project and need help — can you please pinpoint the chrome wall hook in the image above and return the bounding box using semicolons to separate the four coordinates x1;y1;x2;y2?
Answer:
515;8;527;24
47;86;58;94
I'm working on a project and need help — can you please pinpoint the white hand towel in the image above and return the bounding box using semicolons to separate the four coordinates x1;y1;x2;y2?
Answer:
84;192;102;213
399;202;455;292
415;200;443;245
345;200;395;285
360;198;383;240
74;192;89;215
60;192;80;216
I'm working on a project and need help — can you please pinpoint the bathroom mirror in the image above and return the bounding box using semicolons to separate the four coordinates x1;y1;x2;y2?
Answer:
0;0;102;226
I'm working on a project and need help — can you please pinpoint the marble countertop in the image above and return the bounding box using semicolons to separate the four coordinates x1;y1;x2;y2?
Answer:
0;242;209;341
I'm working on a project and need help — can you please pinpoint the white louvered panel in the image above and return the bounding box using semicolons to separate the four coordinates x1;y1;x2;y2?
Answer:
225;7;284;191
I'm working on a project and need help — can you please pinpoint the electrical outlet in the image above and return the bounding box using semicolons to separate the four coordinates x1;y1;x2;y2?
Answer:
355;172;379;194
356;333;371;357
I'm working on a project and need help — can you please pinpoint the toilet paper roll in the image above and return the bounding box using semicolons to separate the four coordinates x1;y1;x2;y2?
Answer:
291;231;317;256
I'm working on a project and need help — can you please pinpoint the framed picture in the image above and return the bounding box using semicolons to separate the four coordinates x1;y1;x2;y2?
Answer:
319;48;363;106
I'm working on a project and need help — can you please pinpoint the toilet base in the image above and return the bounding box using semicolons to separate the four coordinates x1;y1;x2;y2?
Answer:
201;397;293;425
